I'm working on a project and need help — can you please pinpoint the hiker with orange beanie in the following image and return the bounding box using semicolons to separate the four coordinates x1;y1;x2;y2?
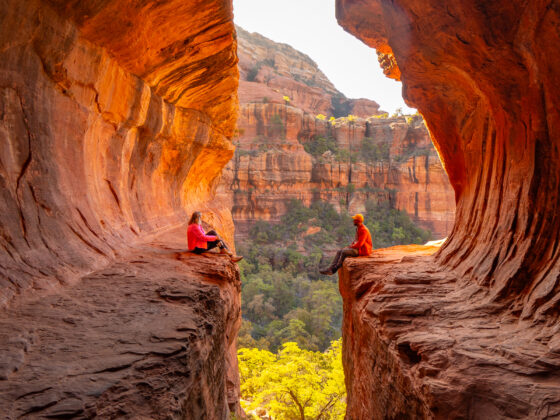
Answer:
320;213;372;275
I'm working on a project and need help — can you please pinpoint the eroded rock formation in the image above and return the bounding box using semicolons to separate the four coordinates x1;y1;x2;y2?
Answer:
223;28;455;239
237;25;382;119
0;0;241;417
336;0;560;418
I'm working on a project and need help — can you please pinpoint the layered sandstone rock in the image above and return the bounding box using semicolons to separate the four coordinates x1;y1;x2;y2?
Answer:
227;108;454;239
0;0;241;417
336;0;560;417
0;229;241;418
237;26;382;118
223;28;455;240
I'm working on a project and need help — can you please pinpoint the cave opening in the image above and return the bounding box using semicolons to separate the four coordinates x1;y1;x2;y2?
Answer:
1;0;558;417
231;0;458;417
233;0;560;417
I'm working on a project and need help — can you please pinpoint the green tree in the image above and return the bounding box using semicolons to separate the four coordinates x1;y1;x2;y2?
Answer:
238;340;346;420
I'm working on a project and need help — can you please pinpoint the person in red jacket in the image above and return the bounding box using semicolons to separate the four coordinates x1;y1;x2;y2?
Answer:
320;213;372;275
187;212;243;262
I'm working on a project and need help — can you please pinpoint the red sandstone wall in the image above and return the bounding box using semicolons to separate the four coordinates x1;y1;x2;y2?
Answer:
336;0;560;418
223;101;455;239
337;0;560;327
0;1;242;416
0;0;238;305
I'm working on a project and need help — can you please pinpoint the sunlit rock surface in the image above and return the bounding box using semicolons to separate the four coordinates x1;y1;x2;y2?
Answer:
337;0;560;418
236;26;379;118
221;28;455;240
0;0;241;416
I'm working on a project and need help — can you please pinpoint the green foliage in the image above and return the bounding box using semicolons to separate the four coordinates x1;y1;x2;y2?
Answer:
359;137;390;162
331;94;352;118
302;135;358;163
246;65;259;82
270;113;286;138
365;200;432;248
238;340;346;420
238;199;432;353
333;148;358;163
303;135;339;157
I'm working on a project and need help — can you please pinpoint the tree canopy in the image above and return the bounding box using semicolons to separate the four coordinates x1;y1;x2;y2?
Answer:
238;340;346;420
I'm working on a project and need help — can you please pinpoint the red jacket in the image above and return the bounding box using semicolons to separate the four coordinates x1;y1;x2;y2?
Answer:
351;224;373;256
187;224;217;250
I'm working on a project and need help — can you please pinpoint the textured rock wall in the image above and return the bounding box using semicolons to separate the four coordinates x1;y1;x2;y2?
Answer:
0;236;242;418
0;0;241;417
0;0;237;304
224;102;455;239
336;0;560;418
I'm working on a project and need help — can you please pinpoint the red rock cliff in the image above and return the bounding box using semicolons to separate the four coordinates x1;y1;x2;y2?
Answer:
0;0;241;417
336;0;560;418
222;28;455;239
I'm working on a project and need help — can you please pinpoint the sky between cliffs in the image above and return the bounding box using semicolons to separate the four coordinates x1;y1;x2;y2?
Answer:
233;0;416;114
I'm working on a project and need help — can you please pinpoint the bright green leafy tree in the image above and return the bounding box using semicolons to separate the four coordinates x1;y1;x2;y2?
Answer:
238;339;346;420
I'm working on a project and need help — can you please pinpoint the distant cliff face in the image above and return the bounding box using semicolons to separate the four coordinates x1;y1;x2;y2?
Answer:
236;26;382;118
221;28;455;240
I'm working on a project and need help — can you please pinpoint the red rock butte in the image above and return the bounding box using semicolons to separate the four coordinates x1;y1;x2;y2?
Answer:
336;0;560;418
0;0;242;417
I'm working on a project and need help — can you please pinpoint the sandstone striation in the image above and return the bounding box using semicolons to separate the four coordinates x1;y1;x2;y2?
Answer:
336;0;560;418
227;109;454;239
223;28;455;240
340;247;560;419
0;0;241;417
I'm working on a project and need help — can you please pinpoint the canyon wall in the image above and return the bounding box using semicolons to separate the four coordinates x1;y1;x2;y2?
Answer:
0;0;241;417
336;0;560;418
222;27;455;240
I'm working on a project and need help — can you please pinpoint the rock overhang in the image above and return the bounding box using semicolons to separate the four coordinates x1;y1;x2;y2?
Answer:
335;0;560;417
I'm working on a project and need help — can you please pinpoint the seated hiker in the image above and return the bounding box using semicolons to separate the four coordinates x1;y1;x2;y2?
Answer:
187;211;243;263
320;213;372;275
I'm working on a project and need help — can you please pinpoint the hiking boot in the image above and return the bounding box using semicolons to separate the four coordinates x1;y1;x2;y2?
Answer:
220;247;233;256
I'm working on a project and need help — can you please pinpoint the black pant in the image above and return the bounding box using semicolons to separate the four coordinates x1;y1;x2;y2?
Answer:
192;230;229;254
328;247;359;272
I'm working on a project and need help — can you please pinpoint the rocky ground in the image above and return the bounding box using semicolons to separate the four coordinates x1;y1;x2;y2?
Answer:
0;227;242;419
340;246;560;419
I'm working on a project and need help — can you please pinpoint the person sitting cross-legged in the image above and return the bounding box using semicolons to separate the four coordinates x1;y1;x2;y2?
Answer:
319;213;372;275
187;211;243;263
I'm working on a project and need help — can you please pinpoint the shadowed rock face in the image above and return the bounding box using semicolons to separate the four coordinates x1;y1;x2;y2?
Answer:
0;0;241;416
336;0;560;418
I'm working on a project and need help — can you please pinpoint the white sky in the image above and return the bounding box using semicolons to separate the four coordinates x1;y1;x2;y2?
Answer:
233;0;416;114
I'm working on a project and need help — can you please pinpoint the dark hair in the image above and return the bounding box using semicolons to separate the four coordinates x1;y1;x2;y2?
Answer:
188;211;201;225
